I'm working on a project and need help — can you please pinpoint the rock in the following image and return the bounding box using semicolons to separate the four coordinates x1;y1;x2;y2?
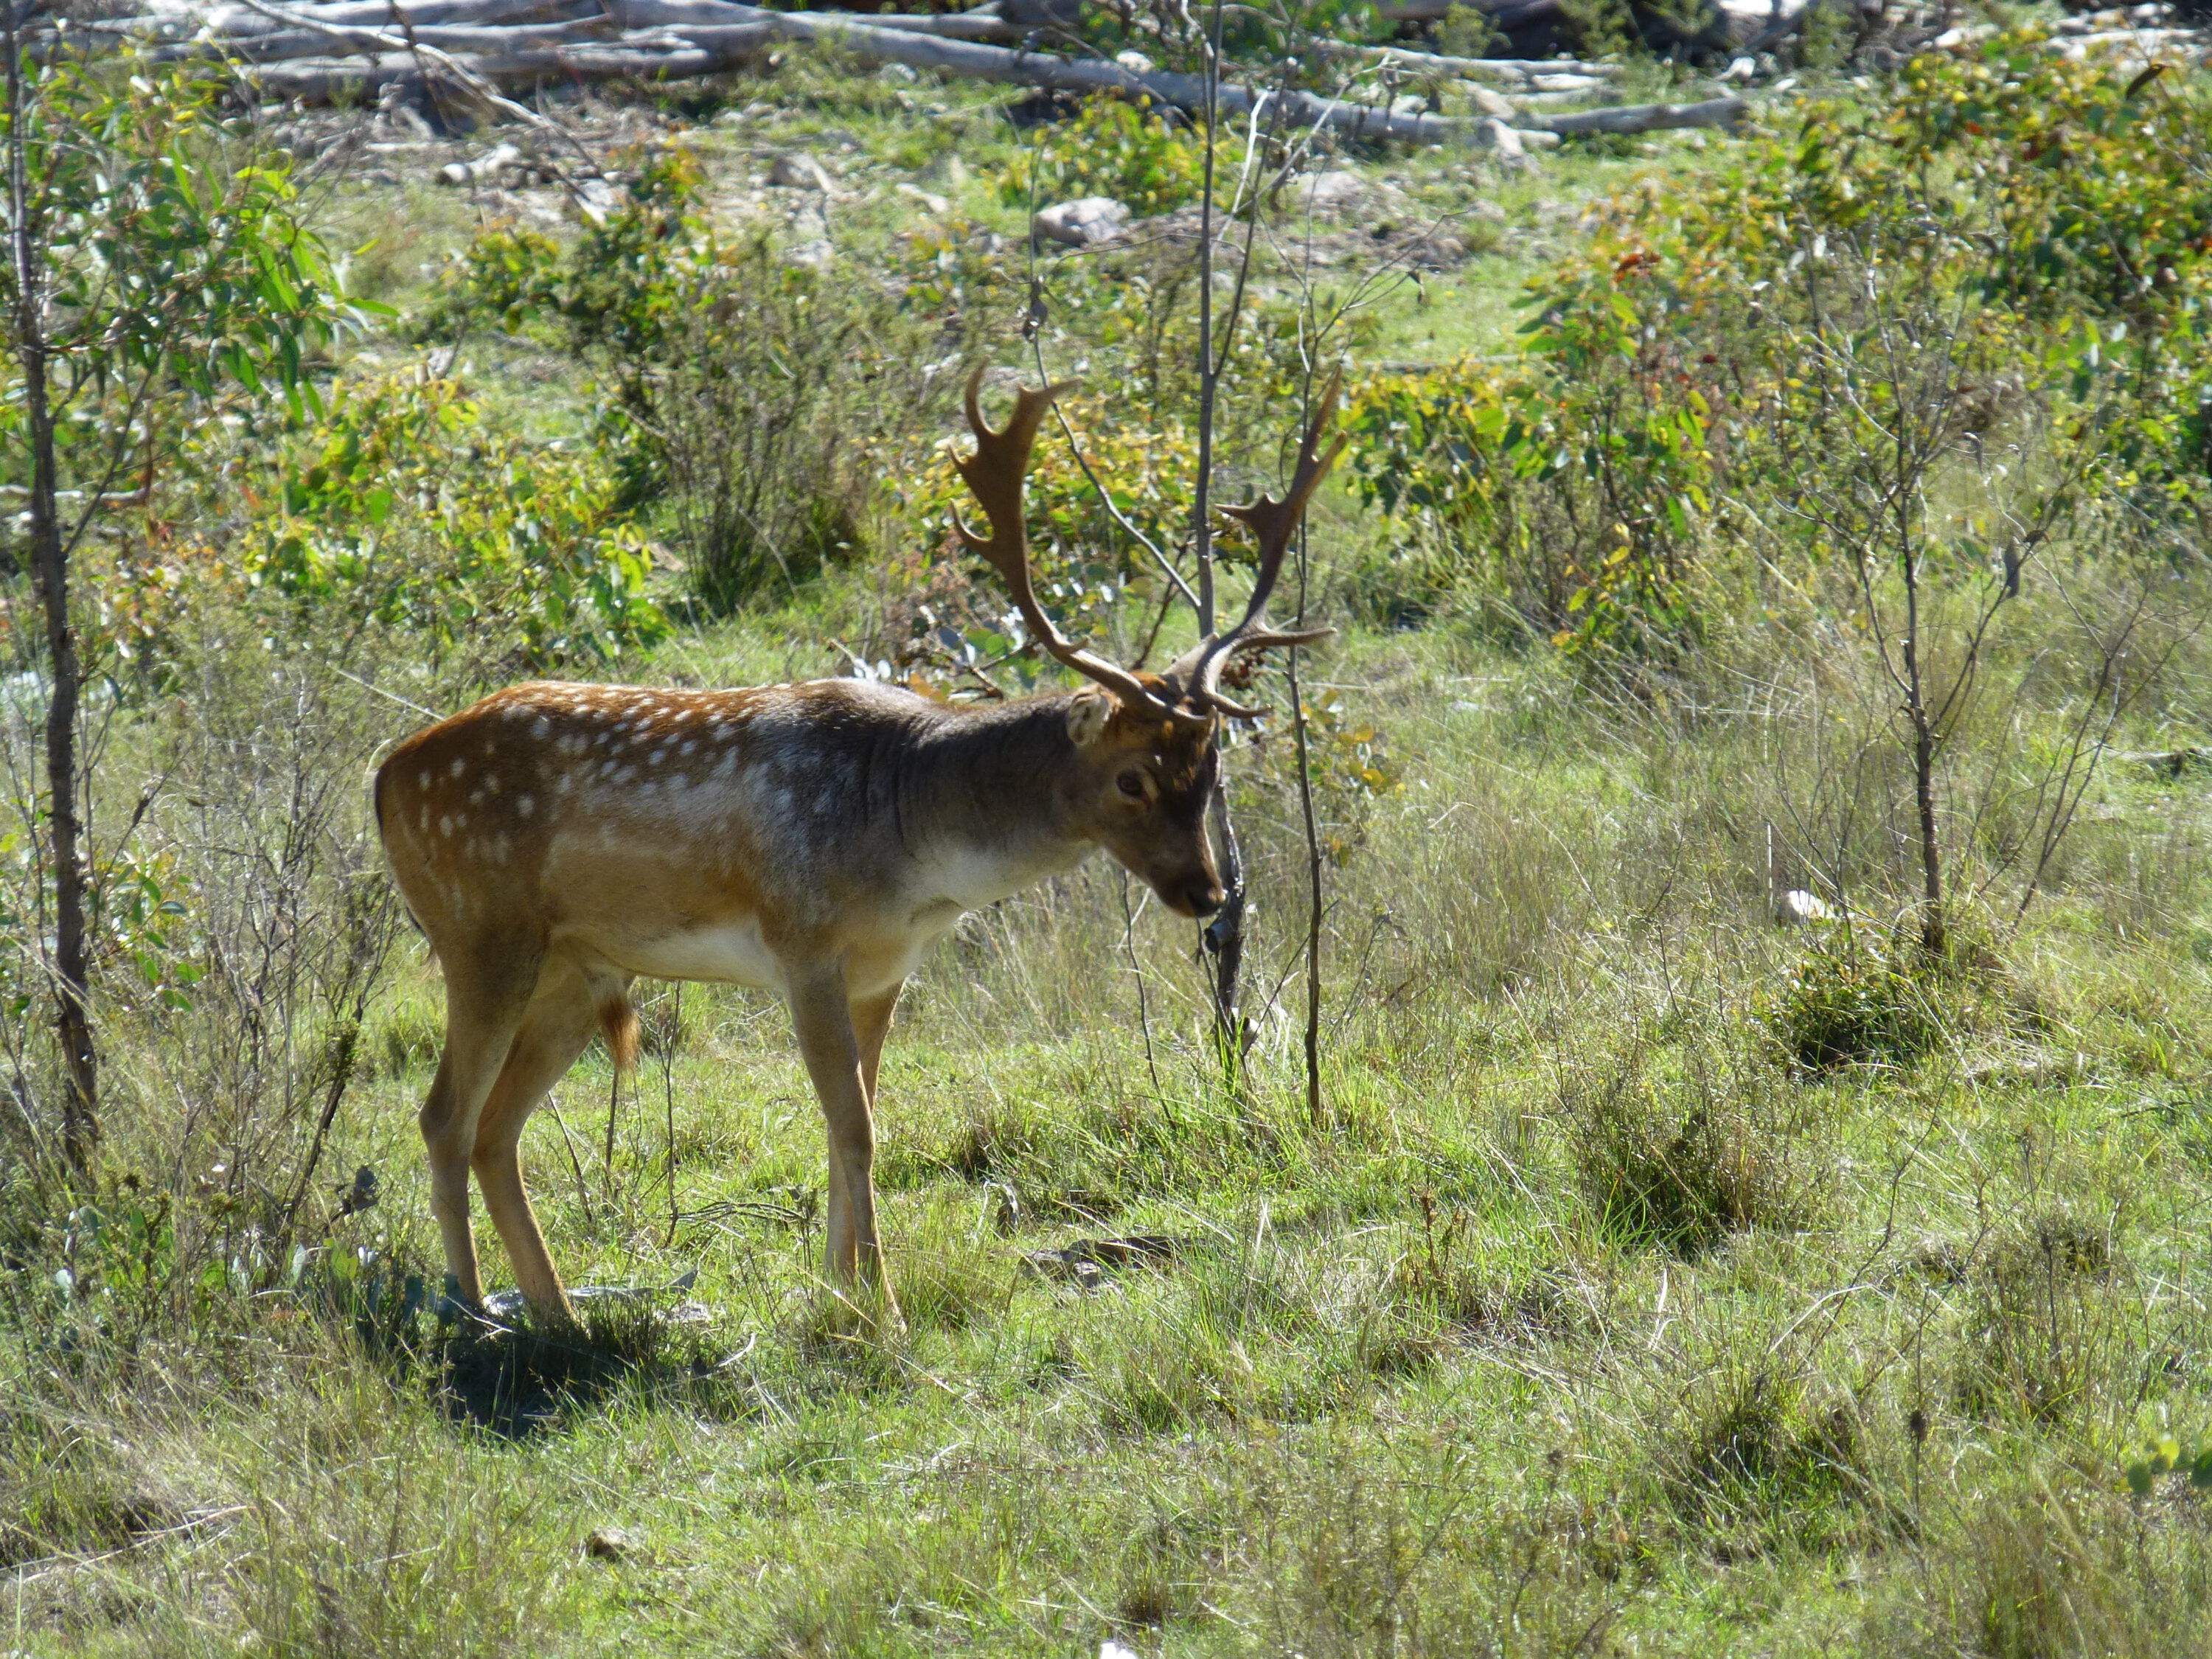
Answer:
1025;1234;1182;1286
1295;169;1366;212
920;152;969;189
1032;196;1130;247
1775;889;1834;926
568;176;622;226
897;181;949;215
1408;232;1467;268
437;142;521;188
785;200;832;267
585;1526;632;1561
1114;48;1154;73
1467;85;1518;120
1473;117;1526;158
1470;198;1509;223
1517;128;1563;151
769;151;835;192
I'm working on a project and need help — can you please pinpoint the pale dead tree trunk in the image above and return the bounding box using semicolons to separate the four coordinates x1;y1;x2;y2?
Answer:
5;7;97;1175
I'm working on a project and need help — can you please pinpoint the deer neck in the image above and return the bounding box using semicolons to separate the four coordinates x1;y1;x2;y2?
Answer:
900;694;1096;908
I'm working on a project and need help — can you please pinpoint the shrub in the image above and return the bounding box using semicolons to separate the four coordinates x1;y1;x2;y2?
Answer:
1560;1026;1822;1253
648;241;913;610
421;152;945;612
1952;1209;2129;1428
1761;936;1947;1072
996;94;1225;219
1653;1369;1865;1537
242;371;666;671
1343;40;2212;662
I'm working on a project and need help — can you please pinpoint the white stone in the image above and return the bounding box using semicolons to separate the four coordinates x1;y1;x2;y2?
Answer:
769;152;835;192
1114;48;1154;74
437;142;521;188
1297;169;1366;212
1467;85;1517;120
1775;889;1834;926
1474;117;1526;158
1713;0;1808;45
1031;196;1130;247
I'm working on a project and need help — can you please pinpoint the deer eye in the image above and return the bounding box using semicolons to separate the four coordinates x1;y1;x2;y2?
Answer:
1117;771;1150;801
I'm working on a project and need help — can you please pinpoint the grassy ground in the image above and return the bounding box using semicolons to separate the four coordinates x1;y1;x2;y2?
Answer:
8;41;2212;1659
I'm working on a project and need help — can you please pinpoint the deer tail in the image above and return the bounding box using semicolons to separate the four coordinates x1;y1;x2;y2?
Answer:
599;990;639;1073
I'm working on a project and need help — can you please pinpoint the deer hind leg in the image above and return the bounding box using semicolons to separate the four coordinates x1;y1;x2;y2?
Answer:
420;940;543;1312
470;961;613;1322
787;964;901;1323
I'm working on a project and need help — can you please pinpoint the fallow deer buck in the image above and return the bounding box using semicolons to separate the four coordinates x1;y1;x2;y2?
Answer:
375;369;1341;1324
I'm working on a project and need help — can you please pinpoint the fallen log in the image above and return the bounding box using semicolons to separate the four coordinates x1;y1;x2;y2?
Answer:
154;15;622;62
77;0;600;39
1301;39;1623;83
1483;0;1567;32
60;0;1728;142
1516;93;1743;133
602;0;1513;143
1335;44;1624;78
785;5;1029;40
242;38;757;97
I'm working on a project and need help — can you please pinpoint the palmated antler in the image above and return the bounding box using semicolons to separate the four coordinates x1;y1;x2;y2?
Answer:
953;368;1197;727
1165;370;1345;720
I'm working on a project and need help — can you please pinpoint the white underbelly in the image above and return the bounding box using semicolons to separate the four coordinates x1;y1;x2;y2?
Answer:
619;920;783;990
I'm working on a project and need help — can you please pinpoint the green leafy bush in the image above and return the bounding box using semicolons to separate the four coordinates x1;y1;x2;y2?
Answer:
1761;937;1946;1071
1560;1029;1822;1253
1344;38;2212;659
997;95;1227;218
243;372;665;669
420;147;937;611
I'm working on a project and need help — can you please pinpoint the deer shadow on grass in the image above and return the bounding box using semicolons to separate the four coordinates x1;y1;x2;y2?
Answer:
330;1267;730;1439
434;1296;730;1438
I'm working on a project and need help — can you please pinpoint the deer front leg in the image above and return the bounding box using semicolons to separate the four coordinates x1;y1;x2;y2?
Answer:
787;963;902;1324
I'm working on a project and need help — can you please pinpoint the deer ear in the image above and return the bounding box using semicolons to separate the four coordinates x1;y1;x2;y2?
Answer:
1065;688;1113;748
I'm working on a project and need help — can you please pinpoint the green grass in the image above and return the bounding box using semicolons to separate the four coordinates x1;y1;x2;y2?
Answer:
11;606;2212;1653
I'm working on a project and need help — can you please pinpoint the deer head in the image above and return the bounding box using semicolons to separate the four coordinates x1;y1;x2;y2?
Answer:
953;367;1341;916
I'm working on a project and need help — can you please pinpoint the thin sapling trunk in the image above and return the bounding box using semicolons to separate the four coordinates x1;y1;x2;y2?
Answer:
5;18;98;1174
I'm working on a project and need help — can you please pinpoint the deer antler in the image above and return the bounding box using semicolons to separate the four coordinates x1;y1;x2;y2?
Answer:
1166;370;1345;720
953;369;1197;727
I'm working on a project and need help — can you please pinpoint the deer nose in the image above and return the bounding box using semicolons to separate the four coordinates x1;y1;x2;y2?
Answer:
1181;879;1225;919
